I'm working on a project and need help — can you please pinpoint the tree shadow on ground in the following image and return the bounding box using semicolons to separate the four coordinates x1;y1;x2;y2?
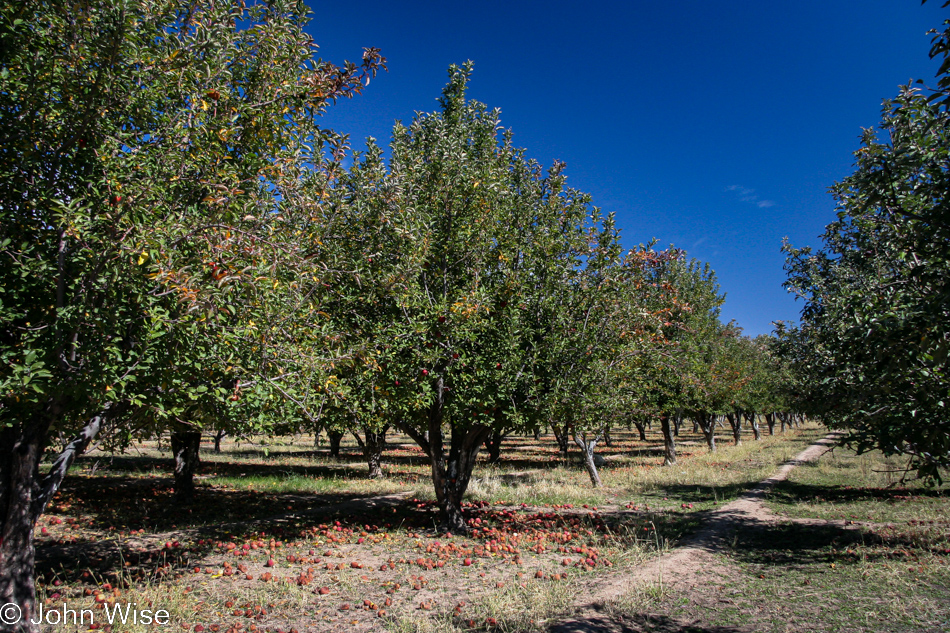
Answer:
637;483;764;504
722;515;950;569
765;479;947;507
549;608;748;632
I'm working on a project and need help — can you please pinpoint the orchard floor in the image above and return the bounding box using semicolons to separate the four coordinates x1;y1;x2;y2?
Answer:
34;423;949;633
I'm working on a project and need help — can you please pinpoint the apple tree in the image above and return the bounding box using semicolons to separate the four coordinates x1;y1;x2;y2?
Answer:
0;0;382;627
782;12;950;482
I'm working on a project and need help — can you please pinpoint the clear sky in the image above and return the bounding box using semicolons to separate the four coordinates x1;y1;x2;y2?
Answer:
305;1;945;337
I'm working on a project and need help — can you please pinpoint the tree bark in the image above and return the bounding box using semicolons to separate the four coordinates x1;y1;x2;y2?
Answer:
573;430;603;488
171;429;201;504
1;403;115;633
765;412;775;435
213;429;225;453
603;425;612;447
484;431;505;464
633;420;647;442
327;429;344;458
551;422;570;456
353;426;388;478
698;412;717;452
746;412;760;440
396;375;489;533
660;415;676;466
726;412;742;446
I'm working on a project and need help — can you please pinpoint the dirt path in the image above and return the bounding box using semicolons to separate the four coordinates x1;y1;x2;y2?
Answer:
550;432;845;632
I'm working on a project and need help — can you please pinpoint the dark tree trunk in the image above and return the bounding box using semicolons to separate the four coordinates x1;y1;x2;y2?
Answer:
633;420;647;442
353;426;388;478
660;415;676;466
692;418;699;434
726;412;742;446
552;422;570;456
214;429;225;453
746;412;760;440
698;413;717;452
171;429;201;504
327;429;344;458
573;429;603;488
673;411;683;437
396;376;489;533
533;427;541;441
778;412;788;433
603;425;612;447
1;404;114;633
484;431;505;464
765;412;775;435
0;421;45;633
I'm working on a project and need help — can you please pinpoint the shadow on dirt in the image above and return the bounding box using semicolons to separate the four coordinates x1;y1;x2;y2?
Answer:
765;478;948;507
549;608;748;632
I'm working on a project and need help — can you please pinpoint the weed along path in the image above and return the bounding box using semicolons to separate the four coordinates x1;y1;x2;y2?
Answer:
550;432;846;633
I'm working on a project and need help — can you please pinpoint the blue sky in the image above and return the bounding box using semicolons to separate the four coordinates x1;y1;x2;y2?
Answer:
306;1;945;336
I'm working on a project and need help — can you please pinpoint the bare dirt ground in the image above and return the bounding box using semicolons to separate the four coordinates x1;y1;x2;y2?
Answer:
549;432;846;633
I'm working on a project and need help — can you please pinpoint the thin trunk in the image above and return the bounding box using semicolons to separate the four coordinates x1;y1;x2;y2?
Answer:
171;429;201;504
660;415;676;466
765;412;775;436
699;413;717;452
214;429;225;453
533;427;541;441
778;412;788;433
633;420;647;442
484;431;505;464
552;422;570;456
746;413;760;441
327;429;344;458
603;425;612;447
354;426;388;479
673;411;683;437
573;430;603;488
726;412;742;446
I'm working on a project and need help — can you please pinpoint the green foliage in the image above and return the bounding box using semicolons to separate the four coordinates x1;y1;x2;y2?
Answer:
0;0;382;442
781;13;950;481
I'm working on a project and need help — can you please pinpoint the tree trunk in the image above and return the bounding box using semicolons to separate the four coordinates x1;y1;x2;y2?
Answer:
214;429;225;453
171;429;201;504
633;420;647;442
552;422;570;456
396;375;489;533
603;425;612;447
673;411;683;437
533;427;541;441
765;412;775;435
484;431;504;464
726;412;742;446
327;429;344;458
699;413;717;452
0;421;45;633
573;430;603;488
746;412;760;440
660;415;676;466
1;404;114;633
353;426;388;479
778;412;788;433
